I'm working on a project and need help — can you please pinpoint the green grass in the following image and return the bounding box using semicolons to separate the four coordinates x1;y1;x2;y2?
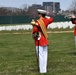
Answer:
0;32;76;75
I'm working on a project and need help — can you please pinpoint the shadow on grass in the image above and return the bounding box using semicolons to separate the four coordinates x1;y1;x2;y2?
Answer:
69;50;76;56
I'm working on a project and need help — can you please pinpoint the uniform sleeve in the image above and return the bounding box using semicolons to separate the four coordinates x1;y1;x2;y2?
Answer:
46;17;54;24
49;17;54;24
71;18;76;24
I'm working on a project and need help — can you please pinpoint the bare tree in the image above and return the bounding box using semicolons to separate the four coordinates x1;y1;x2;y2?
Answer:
20;4;28;11
70;0;76;14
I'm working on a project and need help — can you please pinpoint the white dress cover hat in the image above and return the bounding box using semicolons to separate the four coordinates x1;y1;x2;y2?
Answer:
37;9;47;14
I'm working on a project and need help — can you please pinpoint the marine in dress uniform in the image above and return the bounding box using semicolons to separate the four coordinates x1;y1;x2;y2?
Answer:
71;15;76;45
31;9;53;73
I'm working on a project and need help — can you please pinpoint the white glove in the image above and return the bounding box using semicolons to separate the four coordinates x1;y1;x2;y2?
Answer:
45;16;50;19
71;14;75;18
31;19;35;25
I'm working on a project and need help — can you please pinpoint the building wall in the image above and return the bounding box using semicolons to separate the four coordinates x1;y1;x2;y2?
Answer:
43;2;60;13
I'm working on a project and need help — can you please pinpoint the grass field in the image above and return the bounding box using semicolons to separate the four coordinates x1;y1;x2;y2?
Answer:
0;31;76;75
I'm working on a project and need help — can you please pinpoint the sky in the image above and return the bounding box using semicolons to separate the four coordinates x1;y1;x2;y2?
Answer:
0;0;73;10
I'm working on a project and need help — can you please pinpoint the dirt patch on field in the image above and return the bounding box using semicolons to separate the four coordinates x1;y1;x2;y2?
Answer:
47;31;73;33
0;30;73;34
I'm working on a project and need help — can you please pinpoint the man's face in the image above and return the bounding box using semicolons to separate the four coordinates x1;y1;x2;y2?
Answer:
38;13;42;18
